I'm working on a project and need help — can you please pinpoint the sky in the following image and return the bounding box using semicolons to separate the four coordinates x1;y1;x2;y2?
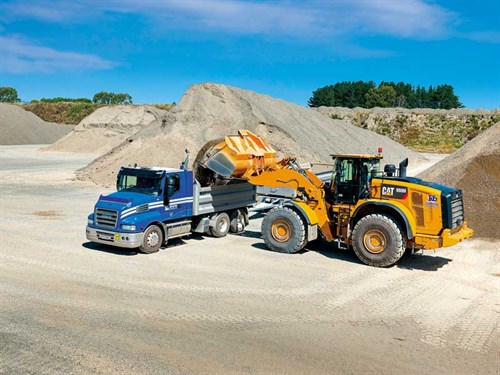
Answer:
0;0;499;108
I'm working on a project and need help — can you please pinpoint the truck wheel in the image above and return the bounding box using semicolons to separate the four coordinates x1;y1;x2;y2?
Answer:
210;213;230;238
139;224;164;254
262;207;307;254
352;214;405;267
230;209;246;233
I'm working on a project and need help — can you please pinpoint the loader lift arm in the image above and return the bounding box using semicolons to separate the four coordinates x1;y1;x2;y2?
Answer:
196;130;335;244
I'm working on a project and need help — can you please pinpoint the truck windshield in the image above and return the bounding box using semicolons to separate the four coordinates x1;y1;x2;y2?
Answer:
117;174;163;196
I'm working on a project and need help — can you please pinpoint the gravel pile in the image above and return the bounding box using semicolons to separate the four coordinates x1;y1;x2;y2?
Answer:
0;103;72;145
418;122;500;238
79;83;424;187
47;105;168;154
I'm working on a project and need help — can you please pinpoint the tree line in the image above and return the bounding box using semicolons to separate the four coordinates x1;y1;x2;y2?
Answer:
0;87;133;105
308;81;463;109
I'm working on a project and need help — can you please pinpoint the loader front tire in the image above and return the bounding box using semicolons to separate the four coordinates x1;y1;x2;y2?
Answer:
262;207;307;254
352;214;405;267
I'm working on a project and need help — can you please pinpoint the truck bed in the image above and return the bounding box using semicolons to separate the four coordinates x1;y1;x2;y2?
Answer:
192;181;256;216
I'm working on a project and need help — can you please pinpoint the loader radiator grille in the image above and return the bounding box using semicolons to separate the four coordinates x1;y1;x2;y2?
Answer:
442;191;464;230
95;208;118;228
450;196;464;229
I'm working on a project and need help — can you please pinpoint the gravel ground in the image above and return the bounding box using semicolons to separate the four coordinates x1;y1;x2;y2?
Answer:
0;146;499;375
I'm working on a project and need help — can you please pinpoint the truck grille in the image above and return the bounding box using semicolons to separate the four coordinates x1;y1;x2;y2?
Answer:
95;208;118;228
450;196;464;229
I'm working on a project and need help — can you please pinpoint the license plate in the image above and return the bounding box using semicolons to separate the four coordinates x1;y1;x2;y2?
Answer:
97;234;113;241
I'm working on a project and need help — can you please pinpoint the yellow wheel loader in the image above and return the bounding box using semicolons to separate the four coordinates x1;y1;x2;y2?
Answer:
197;130;473;267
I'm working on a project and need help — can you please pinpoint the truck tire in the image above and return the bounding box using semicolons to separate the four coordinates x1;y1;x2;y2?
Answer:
139;224;164;254
352;214;405;267
230;209;246;233
210;213;230;238
261;207;307;254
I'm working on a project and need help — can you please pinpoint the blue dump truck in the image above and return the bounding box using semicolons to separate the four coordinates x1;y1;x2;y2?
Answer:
86;164;256;253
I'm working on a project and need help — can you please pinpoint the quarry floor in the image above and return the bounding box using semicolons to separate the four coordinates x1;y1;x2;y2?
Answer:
0;146;498;375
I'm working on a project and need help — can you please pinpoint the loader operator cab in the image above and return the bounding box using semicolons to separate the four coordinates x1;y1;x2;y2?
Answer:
330;154;381;205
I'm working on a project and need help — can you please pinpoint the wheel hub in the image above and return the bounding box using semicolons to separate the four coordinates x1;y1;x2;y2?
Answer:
271;220;291;242
147;231;160;247
218;218;228;233
363;229;386;254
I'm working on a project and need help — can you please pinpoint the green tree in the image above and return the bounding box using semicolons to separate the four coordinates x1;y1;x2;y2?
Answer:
110;93;132;104
93;91;132;104
93;91;114;104
308;81;375;108
432;85;463;109
365;85;397;108
308;85;336;107
0;87;20;102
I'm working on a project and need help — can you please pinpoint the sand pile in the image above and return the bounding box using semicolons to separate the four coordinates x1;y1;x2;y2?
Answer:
47;105;168;154
419;122;500;238
79;83;423;187
0;103;72;145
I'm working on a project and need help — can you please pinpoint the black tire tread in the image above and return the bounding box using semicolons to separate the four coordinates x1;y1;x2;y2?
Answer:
210;212;230;238
262;207;307;254
139;224;163;254
352;214;405;267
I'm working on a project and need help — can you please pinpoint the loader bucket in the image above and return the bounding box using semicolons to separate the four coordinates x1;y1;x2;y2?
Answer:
197;130;277;179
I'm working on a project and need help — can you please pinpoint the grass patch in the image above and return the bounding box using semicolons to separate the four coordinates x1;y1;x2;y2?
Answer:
20;102;176;125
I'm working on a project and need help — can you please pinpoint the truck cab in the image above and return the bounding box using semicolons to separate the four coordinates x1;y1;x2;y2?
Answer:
86;165;256;253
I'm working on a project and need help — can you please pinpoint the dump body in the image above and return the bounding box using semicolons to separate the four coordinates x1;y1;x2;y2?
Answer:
86;166;256;249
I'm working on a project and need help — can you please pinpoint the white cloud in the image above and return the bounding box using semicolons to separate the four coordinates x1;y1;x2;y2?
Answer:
3;0;459;40
462;31;500;44
0;35;117;73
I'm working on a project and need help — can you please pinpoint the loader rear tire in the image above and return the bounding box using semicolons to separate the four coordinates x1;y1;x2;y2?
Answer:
352;214;405;267
262;207;307;254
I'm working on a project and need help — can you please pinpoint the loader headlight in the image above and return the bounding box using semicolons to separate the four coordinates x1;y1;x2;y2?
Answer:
121;224;136;231
88;218;93;225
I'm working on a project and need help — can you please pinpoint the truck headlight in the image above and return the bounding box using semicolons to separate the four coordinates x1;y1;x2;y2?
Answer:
88;218;93;225
121;224;136;231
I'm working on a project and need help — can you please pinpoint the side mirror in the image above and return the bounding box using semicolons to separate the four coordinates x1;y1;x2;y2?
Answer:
166;177;176;196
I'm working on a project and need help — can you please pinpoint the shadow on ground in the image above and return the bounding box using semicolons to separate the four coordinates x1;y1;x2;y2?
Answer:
239;230;452;271
82;241;138;256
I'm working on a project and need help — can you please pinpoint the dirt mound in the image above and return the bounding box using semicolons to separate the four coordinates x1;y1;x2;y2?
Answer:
79;83;424;186
419;122;500;238
47;105;168;154
0;103;72;145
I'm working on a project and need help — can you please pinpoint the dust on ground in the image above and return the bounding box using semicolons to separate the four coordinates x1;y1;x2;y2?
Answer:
0;145;498;375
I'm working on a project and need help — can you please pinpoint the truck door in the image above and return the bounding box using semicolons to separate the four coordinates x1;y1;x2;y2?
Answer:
164;172;192;219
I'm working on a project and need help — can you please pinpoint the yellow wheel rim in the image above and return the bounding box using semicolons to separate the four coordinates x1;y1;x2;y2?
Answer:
271;220;291;242
363;229;386;254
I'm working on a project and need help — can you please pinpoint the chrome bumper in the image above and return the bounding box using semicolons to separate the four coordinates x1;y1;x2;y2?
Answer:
86;226;143;249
